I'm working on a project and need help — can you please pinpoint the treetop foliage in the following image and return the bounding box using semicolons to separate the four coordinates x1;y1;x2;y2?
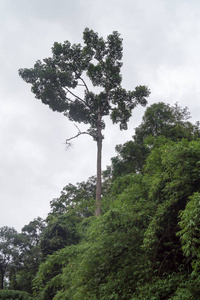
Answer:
19;28;150;136
110;102;200;179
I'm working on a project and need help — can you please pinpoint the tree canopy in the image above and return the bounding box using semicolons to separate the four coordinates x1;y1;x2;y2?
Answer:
110;102;200;178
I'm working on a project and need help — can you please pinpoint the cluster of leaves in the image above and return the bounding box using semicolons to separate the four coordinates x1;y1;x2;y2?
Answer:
1;102;200;299
0;289;34;300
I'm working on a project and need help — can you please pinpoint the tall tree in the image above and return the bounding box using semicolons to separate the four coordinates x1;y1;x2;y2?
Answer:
19;28;150;216
7;218;45;293
0;227;18;289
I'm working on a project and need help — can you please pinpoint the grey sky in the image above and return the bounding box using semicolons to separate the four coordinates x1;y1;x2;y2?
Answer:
1;0;200;231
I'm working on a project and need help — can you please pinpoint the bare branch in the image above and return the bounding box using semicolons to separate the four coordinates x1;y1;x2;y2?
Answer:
64;87;85;103
64;86;97;124
78;76;90;94
66;124;93;148
74;70;90;95
64;85;94;112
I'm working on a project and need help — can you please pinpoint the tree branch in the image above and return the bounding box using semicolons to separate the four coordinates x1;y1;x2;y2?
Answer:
65;87;85;103
66;124;93;147
100;70;110;114
64;85;93;112
78;76;90;95
64;85;97;124
100;95;110;114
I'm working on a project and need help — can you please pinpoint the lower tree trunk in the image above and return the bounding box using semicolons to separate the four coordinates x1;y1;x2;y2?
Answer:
95;112;102;216
0;269;4;289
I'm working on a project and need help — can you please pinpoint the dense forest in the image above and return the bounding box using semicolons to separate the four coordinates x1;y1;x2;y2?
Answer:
1;102;200;299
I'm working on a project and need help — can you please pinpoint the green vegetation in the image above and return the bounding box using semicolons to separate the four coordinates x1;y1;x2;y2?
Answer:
0;290;34;300
1;101;200;299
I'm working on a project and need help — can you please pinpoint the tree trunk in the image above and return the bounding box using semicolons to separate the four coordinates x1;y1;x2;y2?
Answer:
0;268;4;289
95;112;102;216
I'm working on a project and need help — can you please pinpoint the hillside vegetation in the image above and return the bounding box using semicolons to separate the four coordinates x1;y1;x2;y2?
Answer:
1;102;200;299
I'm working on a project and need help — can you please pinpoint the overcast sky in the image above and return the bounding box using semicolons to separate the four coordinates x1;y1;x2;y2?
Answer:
1;0;200;231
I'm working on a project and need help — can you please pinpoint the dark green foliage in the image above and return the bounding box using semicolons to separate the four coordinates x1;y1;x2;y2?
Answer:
178;192;200;258
0;289;33;300
49;176;96;217
9;218;45;293
111;141;149;177
177;192;200;297
40;178;96;258
137;139;200;298
0;227;19;289
31;138;200;299
32;175;150;299
32;246;73;299
111;102;200;179
0;219;45;295
134;102;198;143
40;214;80;258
